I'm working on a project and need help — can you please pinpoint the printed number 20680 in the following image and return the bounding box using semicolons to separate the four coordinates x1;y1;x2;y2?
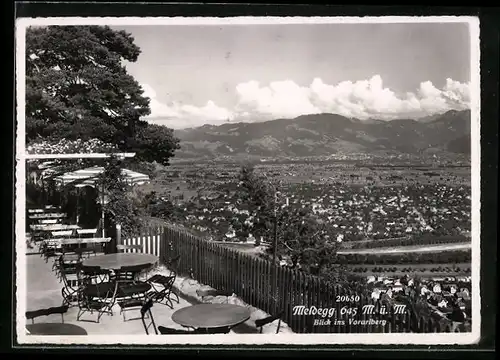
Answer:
336;295;361;303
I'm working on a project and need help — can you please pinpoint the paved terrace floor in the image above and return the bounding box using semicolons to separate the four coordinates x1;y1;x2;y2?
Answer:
24;252;214;335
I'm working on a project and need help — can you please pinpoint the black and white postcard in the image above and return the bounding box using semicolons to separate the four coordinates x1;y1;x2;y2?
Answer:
15;16;481;345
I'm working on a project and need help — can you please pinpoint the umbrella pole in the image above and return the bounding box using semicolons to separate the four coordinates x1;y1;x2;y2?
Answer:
101;180;105;238
76;187;80;225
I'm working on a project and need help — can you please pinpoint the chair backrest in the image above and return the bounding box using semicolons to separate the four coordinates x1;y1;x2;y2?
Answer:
141;299;157;335
61;263;81;289
255;310;284;334
204;326;231;334
114;264;145;282
196;288;233;298
158;326;196;334
25;305;69;324
81;265;108;283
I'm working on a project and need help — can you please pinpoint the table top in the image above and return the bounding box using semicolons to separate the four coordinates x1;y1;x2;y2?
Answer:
44;237;111;246
172;303;251;329
29;213;66;219
26;323;88;335
30;224;81;231
82;253;159;270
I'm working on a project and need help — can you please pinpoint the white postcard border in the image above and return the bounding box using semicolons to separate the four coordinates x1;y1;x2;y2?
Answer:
15;15;481;346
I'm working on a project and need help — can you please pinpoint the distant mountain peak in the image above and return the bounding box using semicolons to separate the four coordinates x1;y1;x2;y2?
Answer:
174;110;471;159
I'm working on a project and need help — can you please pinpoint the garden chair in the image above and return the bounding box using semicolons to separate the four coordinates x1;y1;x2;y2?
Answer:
76;266;117;323
54;254;81;280
113;264;151;285
255;310;284;334
165;255;181;303
198;326;231;334
146;275;176;308
61;265;82;307
158;326;200;334
43;240;64;263
146;255;180;305
114;265;152;319
140;299;197;335
140;299;158;335
196;289;233;304
26;305;69;324
113;264;152;321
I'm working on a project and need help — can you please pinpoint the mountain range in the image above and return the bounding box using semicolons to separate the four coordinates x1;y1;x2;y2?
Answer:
172;109;471;160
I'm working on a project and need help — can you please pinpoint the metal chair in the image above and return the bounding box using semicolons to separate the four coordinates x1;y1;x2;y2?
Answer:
196;289;233;304
115;265;152;320
140;299;158;335
26;305;69;324
158;326;200;334
76;266;117;323
140;299;197;335
146;275;176;308
255;310;284;334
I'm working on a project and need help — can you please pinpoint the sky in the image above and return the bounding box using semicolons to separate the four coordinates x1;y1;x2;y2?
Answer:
114;22;472;129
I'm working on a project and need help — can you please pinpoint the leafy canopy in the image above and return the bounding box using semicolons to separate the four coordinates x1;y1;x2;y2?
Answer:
26;25;180;165
237;164;343;278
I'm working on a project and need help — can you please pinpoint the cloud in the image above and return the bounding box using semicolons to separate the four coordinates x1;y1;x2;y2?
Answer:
141;84;233;129
141;76;470;128
237;75;470;120
235;80;321;119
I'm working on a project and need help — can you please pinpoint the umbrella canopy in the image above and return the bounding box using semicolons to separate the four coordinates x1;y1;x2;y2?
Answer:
54;166;150;187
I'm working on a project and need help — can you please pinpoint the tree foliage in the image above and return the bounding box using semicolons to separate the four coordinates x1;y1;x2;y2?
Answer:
237;164;276;243
25;25;180;165
237;165;344;279
101;156;145;238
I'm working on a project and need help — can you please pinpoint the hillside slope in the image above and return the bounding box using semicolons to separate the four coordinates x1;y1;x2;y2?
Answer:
173;109;471;159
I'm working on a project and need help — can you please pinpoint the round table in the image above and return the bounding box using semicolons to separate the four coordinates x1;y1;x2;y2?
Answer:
172;303;251;329
26;323;88;335
82;253;159;270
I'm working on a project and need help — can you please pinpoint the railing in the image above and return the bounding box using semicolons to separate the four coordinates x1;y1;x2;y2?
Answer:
120;227;163;257
121;225;464;334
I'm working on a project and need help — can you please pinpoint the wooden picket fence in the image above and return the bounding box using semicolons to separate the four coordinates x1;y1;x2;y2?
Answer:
121;226;460;334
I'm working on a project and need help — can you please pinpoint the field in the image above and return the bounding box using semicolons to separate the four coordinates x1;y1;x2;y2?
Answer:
345;263;471;277
338;243;471;254
136;158;472;280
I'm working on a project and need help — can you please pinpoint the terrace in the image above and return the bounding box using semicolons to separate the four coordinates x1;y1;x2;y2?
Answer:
26;240;289;337
26;248;193;335
23;156;287;338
